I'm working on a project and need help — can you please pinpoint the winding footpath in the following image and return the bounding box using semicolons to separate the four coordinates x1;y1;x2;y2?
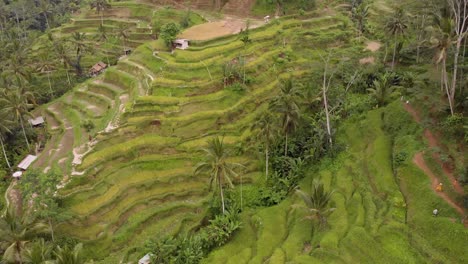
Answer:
403;103;466;220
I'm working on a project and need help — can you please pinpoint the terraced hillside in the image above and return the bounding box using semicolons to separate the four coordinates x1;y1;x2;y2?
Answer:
205;104;467;263
31;9;359;261
30;2;204;78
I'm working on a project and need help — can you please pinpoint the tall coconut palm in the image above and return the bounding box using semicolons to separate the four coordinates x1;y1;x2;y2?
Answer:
0;110;13;169
367;72;395;107
432;15;454;113
54;243;85;264
90;0;111;26
270;79;301;156
0;206;50;264
194;137;243;214
117;23;130;56
251;111;277;179
0;87;34;150
70;32;91;76
386;7;408;70
295;180;335;226
35;53;56;97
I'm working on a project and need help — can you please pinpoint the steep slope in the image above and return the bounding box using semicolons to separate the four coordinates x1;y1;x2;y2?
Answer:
205;104;467;263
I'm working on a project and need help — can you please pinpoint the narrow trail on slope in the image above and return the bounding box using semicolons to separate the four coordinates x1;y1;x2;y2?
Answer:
403;103;464;194
403;103;465;219
413;153;464;215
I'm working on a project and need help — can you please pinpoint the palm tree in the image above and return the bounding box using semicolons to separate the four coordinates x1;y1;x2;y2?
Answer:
0;206;50;264
0;110;13;169
0;87;34;150
367;73;395;107
54;243;85;264
38;0;53;29
24;238;53;264
70;32;90;76
295;180;335;226
90;0;111;25
251;111;277;179
432;16;454;112
351;3;369;37
35;53;56;97
117;24;130;56
194;137;243;214
97;23;108;42
386;6;408;70
270;79;301;156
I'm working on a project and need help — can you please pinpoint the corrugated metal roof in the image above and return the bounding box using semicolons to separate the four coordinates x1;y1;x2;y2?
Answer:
17;154;37;170
29;116;45;126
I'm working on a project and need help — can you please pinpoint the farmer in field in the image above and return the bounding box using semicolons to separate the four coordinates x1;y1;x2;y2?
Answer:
433;209;439;217
436;183;443;192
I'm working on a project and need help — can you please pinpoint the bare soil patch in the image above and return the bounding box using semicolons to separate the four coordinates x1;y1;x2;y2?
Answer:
359;56;375;65
179;15;263;41
365;41;381;52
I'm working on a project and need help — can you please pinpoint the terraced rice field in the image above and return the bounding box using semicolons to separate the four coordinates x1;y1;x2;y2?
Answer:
30;11;356;260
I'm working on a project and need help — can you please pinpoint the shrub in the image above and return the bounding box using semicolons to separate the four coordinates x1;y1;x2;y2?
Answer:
82;119;95;132
145;210;241;264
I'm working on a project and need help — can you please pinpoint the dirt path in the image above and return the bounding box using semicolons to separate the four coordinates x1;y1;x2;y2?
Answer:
403;103;464;194
413;153;464;215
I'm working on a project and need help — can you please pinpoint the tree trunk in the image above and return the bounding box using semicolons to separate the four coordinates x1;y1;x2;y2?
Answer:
16;241;22;264
44;12;50;29
449;38;462;115
265;145;269;179
49;218;55;242
19;116;30;150
284;133;288;156
443;58;455;115
392;35;397;70
0;136;11;169
219;178;225;214
66;69;71;87
47;71;54;97
323;85;332;147
240;174;243;210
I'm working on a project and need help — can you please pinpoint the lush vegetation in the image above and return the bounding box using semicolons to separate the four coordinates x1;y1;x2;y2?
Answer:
1;0;467;263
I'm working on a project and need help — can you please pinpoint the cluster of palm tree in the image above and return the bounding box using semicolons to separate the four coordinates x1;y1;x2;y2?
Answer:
0;206;86;264
0;80;36;170
383;1;467;115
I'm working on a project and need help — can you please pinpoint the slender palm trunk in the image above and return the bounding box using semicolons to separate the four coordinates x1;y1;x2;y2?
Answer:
16;241;22;264
240;174;243;210
65;68;71;87
19;116;30;150
284;133;288;156
443;59;454;115
323;87;332;147
449;38;462;115
219;179;225;214
392;35;397;70
44;13;50;29
47;71;54;96
49;218;55;242
265;144;269;179
0;136;11;169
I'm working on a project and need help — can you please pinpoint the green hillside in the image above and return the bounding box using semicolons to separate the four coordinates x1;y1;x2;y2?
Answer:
0;0;466;263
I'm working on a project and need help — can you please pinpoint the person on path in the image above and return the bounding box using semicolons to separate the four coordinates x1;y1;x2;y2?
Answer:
436;183;443;192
